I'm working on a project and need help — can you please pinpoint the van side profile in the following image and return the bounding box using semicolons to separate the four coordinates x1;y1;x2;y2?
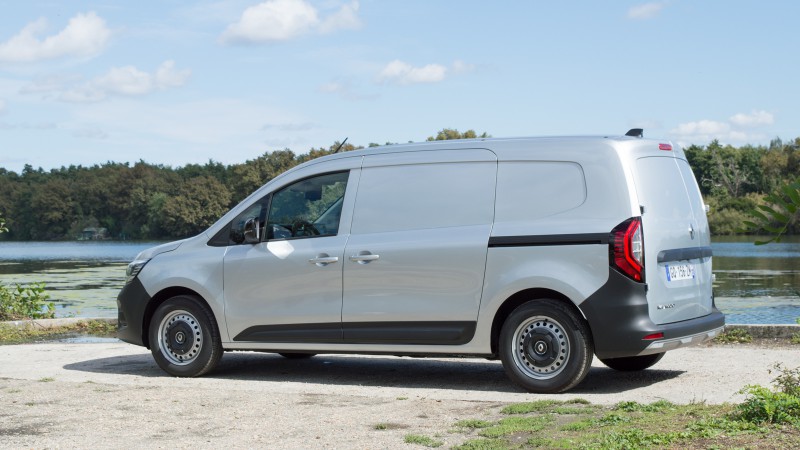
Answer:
117;132;725;393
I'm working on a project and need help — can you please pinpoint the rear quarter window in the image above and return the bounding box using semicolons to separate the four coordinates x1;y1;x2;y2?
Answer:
494;161;587;222
351;162;495;234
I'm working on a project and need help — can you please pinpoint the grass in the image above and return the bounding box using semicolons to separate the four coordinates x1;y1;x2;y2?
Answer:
404;434;444;448
0;319;116;344
442;396;800;449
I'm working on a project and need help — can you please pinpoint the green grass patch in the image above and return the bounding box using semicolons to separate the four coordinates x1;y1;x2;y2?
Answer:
614;399;674;413
446;392;800;450
0;319;116;344
403;434;443;447
453;438;510;450
479;416;553;438
454;419;493;430
500;399;561;414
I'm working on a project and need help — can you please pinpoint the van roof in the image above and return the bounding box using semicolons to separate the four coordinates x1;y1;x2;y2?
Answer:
310;134;661;163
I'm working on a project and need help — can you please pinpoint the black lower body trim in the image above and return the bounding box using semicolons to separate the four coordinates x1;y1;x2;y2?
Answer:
233;321;477;345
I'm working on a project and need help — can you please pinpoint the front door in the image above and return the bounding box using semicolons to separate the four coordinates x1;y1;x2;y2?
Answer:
224;170;354;342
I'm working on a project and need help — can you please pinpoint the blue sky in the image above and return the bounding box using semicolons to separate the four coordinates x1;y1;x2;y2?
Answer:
0;1;797;173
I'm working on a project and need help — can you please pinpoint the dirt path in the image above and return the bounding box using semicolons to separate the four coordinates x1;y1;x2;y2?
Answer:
1;341;797;448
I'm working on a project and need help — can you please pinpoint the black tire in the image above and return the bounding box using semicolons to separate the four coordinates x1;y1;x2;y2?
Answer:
499;299;594;393
149;295;223;377
600;353;665;371
278;353;316;359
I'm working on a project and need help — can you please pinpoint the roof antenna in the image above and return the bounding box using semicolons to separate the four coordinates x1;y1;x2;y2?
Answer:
625;128;644;138
333;137;348;153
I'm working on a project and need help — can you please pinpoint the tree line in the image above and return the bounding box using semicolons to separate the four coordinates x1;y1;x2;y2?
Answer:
0;130;797;241
684;137;800;235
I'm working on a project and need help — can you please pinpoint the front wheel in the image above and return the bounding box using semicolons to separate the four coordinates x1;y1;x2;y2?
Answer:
600;353;665;371
149;295;223;377
499;299;593;393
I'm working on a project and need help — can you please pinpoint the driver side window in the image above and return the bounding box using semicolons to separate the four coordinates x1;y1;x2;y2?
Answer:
267;171;349;240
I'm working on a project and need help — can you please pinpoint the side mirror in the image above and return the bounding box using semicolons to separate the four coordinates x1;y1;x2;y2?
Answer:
243;217;261;244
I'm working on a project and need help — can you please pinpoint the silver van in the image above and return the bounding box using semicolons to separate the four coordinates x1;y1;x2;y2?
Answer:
118;131;724;393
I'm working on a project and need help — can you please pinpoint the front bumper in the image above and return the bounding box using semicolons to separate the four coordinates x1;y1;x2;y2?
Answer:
116;277;150;347
579;269;726;359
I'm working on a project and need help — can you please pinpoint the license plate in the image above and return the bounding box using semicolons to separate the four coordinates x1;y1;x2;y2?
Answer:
666;264;695;281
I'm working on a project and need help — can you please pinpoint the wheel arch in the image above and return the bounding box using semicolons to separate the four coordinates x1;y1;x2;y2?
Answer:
142;287;210;349
489;288;589;355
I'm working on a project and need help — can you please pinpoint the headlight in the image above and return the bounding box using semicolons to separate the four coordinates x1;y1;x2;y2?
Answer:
126;259;150;284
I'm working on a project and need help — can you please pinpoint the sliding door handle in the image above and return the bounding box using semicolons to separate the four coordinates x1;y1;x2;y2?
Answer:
349;252;380;264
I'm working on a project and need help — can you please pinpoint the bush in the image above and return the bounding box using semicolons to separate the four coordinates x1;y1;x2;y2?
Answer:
714;328;753;344
735;364;800;425
0;282;54;321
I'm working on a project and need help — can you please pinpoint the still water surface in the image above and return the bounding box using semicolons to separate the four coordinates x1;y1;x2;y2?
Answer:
0;238;798;323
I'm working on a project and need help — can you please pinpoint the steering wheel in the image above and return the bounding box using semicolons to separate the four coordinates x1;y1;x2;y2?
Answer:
292;221;320;237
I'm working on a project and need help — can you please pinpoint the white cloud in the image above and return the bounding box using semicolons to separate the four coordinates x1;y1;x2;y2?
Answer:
378;60;448;85
221;0;361;44
729;110;774;127
59;60;191;103
672;120;730;137
319;1;362;34
670;110;775;144
318;78;377;100
221;0;319;43
0;12;111;63
377;59;475;86
627;2;666;20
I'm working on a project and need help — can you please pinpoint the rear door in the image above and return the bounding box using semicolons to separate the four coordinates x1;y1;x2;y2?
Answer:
633;155;713;325
341;149;497;345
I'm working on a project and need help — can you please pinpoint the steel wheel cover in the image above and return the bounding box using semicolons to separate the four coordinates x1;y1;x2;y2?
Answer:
511;315;570;380
157;310;203;366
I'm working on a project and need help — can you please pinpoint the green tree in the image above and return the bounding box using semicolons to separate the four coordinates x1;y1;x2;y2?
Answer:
160;176;233;237
426;128;490;141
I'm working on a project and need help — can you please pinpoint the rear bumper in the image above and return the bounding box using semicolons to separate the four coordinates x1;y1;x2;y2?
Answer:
579;269;725;359
116;277;150;347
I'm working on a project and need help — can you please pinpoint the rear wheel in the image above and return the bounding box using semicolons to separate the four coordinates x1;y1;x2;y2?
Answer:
499;299;593;393
149;295;222;377
600;353;665;371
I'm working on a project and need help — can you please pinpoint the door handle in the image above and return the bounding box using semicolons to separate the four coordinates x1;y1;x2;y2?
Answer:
349;252;380;264
309;255;339;266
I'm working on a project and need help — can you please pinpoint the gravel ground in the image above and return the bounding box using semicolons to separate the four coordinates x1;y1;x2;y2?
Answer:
1;341;798;448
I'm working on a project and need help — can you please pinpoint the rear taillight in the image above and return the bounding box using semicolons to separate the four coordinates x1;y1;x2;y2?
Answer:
609;217;645;282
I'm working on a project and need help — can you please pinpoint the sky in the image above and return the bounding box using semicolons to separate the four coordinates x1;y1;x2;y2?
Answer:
0;1;798;173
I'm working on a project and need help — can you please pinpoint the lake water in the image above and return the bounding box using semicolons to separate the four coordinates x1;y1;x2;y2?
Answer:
0;238;798;324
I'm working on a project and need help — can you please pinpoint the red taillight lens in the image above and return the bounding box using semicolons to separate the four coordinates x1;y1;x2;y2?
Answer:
609;217;645;282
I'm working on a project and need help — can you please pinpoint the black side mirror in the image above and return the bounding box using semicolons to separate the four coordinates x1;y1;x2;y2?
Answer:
243;217;261;244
